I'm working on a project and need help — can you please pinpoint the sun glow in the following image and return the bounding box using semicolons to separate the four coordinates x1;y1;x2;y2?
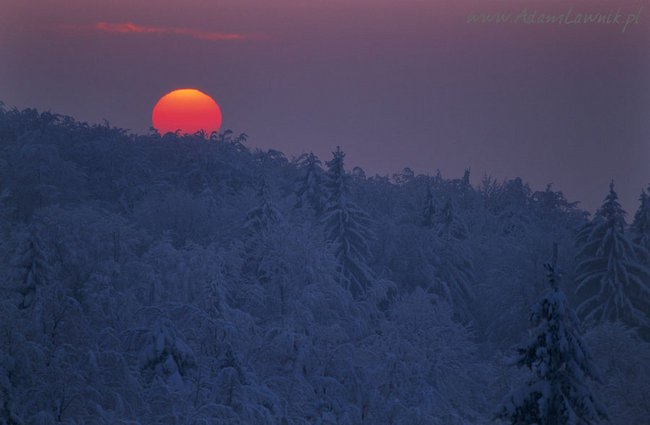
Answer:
152;89;222;136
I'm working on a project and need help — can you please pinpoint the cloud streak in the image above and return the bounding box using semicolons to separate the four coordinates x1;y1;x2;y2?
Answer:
93;22;260;41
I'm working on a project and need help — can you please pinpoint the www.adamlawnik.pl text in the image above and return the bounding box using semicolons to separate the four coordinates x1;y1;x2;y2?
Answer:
467;7;643;33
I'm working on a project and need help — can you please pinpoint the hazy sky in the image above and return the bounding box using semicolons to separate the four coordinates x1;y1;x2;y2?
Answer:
1;0;649;212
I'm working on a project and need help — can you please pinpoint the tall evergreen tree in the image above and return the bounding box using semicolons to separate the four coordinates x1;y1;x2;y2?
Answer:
436;197;468;240
242;179;282;284
461;168;471;189
244;179;281;236
12;231;48;309
418;183;474;316
421;181;437;228
631;186;650;252
432;197;474;319
293;152;325;215
575;181;650;326
497;245;607;425
322;146;375;298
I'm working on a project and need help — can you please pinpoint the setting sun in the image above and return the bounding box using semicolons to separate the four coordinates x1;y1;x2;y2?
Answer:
152;88;222;136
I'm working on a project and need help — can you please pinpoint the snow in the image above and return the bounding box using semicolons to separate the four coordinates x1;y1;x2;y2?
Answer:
0;106;647;423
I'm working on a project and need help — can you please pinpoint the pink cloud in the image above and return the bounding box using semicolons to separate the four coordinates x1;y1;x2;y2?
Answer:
93;22;259;41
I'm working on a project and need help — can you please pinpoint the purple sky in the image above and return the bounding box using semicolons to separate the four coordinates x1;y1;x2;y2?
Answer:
2;0;649;212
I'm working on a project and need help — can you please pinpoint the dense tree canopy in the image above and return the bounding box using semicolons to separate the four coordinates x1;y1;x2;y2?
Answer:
0;105;646;424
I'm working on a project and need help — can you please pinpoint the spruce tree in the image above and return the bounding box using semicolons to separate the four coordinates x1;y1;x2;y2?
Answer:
322;146;375;298
244;179;281;236
13;232;48;309
497;245;607;425
575;181;650;326
461;168;471;189
293;152;324;215
422;181;437;228
436;197;468;240
242;179;281;283
420;185;473;316
431;197;474;318
631;186;650;252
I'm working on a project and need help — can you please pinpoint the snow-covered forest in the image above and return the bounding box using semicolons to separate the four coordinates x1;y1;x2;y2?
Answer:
1;105;650;424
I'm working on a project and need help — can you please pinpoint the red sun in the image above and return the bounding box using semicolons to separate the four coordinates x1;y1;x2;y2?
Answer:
152;88;222;136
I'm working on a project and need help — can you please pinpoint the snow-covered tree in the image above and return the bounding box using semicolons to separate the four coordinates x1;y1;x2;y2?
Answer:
11;230;48;309
138;318;196;390
497;246;607;425
575;181;650;326
244;179;281;236
430;241;475;320
461;168;471;188
631;186;650;253
533;184;580;215
436;197;468;240
419;189;474;317
243;179;315;323
585;322;650;425
294;152;325;215
322;146;375;298
366;287;487;424
6;102;650;424
421;181;437;228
